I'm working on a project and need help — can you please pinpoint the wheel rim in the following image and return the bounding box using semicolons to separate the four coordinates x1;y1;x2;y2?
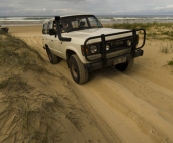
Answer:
71;61;78;78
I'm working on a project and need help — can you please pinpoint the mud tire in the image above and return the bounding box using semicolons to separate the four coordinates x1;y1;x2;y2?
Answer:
69;54;88;84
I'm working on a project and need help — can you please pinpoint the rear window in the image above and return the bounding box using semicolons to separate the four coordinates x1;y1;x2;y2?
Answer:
42;23;47;34
47;21;53;34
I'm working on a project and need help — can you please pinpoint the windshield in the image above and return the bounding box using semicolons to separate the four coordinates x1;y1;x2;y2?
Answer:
60;15;102;33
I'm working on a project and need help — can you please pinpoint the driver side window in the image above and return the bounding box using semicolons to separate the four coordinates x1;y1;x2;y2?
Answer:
79;18;88;27
88;17;101;27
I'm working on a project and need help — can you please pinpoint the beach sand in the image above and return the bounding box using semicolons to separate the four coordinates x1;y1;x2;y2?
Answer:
1;25;173;143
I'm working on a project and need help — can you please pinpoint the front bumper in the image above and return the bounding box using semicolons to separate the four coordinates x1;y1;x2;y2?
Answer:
84;49;143;72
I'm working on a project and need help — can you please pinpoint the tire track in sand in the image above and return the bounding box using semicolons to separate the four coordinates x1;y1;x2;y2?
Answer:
58;60;173;143
56;61;163;143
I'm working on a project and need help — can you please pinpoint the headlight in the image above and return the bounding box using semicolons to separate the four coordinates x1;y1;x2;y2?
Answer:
126;40;132;46
90;45;98;53
106;44;110;51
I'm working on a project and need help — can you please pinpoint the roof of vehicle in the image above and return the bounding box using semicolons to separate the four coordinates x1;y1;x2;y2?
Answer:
42;14;96;24
60;14;94;18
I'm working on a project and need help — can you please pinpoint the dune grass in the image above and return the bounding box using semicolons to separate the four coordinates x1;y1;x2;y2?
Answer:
0;89;64;142
0;78;9;89
160;43;173;54
168;59;173;66
104;22;173;40
0;32;86;143
0;33;63;143
0;33;44;66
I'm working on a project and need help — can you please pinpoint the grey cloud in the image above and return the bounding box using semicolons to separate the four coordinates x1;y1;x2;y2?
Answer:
1;0;173;16
19;2;32;5
59;0;85;1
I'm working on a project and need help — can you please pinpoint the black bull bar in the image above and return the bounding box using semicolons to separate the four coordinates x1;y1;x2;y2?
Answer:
83;29;146;63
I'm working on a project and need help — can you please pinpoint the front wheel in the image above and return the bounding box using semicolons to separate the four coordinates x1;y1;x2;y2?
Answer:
115;58;134;71
69;54;88;84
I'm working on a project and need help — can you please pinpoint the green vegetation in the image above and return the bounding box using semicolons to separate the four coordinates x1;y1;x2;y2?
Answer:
0;87;64;142
104;22;173;40
0;78;9;89
0;32;87;143
0;33;62;142
160;46;170;53
160;43;173;54
168;59;173;66
0;33;44;66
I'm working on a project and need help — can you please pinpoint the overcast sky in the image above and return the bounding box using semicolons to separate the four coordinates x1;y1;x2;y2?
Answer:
1;0;173;16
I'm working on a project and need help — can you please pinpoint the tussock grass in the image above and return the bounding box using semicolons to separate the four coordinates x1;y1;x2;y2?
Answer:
160;46;170;54
0;78;9;90
0;74;66;143
160;43;173;54
168;59;173;66
0;33;62;142
104;22;173;40
159;43;173;67
0;33;44;67
65;112;84;131
0;91;64;143
0;32;85;143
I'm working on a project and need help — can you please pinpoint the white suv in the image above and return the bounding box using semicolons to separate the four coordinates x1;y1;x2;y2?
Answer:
42;14;146;84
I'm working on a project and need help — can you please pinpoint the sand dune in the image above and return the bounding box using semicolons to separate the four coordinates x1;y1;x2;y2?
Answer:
7;25;173;143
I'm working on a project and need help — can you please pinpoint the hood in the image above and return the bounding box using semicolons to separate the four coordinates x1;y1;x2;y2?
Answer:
62;28;132;44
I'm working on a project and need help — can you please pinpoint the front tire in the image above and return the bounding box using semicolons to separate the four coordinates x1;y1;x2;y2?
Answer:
69;54;88;84
115;58;134;71
46;47;60;64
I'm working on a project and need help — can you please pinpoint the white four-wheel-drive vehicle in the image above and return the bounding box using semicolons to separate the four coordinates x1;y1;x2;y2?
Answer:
0;25;9;33
42;14;146;84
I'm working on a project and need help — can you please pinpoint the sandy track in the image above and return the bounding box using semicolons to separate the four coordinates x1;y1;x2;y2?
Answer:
10;25;173;143
56;60;171;143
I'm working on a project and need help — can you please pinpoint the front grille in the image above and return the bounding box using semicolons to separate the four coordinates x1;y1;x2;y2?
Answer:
108;40;125;48
83;29;146;62
99;36;133;53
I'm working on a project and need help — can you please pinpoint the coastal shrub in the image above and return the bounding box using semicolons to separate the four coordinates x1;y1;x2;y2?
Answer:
160;43;173;54
168;59;173;66
0;33;64;142
0;33;44;66
0;79;9;89
160;46;170;53
104;22;173;40
0;31;90;143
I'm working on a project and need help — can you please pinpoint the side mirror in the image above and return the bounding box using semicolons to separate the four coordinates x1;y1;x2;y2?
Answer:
49;29;56;35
